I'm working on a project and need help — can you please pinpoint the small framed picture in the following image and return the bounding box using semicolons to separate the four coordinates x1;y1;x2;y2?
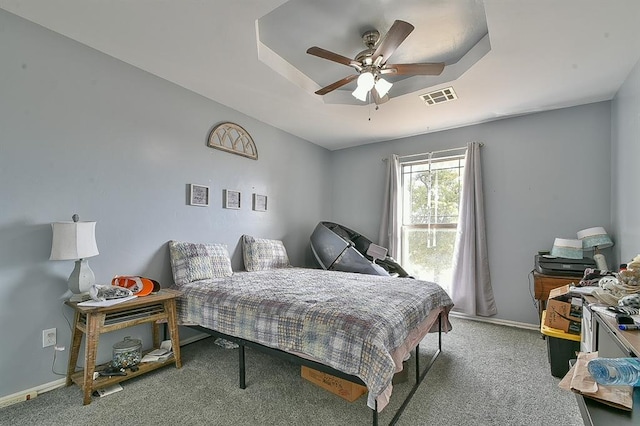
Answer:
223;189;241;209
253;194;267;212
189;184;210;207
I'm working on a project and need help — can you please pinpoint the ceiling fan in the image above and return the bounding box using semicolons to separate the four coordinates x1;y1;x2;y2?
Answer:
306;20;445;104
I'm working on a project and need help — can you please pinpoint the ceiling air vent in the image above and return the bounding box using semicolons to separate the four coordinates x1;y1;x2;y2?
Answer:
419;87;457;106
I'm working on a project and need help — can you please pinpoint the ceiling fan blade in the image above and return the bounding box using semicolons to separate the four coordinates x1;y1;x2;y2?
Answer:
382;62;445;76
372;20;414;65
315;74;358;95
307;46;361;69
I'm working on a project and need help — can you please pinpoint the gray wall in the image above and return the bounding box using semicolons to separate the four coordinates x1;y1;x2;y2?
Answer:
329;102;613;325
612;58;640;263
2;6;637;401
0;11;330;398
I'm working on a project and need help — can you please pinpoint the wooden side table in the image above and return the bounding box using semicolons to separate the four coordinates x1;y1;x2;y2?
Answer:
533;272;580;324
65;288;182;405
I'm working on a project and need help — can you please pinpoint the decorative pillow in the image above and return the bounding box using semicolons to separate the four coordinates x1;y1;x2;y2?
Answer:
169;240;233;286
242;235;290;271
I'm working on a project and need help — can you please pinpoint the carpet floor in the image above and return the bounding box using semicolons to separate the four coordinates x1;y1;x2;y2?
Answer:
0;317;583;425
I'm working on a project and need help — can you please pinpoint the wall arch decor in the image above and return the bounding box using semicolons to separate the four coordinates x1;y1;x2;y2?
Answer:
207;122;258;160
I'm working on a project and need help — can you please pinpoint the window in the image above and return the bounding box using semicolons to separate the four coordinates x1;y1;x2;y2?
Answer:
399;154;464;293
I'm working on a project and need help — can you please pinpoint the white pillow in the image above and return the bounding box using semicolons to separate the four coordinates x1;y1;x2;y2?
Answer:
241;235;290;271
169;240;233;286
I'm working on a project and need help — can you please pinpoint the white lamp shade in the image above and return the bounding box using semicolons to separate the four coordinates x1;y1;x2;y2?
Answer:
577;226;613;250
50;221;99;260
550;238;583;259
352;86;369;102
374;77;393;98
356;72;375;91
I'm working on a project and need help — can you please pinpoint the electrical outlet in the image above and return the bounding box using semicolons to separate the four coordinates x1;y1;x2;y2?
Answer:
42;328;56;347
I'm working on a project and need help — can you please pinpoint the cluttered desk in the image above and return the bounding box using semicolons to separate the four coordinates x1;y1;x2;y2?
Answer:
564;297;640;426
548;286;640;425
534;230;640;425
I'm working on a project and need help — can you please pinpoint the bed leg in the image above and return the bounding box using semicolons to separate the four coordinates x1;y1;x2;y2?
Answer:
415;344;420;382
239;343;246;389
372;400;378;426
438;312;442;350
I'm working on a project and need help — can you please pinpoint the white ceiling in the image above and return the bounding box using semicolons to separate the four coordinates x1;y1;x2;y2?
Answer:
257;0;490;103
2;0;640;151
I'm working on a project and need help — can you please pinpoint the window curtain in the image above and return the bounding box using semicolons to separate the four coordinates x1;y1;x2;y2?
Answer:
378;154;401;258
450;142;497;316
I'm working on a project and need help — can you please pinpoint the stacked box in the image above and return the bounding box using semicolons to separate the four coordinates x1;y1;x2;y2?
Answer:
544;284;582;334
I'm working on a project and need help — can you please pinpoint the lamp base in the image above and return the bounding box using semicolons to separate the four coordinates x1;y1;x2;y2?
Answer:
593;253;609;271
68;258;96;296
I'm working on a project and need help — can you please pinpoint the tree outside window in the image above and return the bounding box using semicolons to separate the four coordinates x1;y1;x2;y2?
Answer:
400;155;464;293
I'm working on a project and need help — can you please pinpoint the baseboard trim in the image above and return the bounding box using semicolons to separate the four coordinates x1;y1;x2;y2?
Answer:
0;378;66;408
450;311;539;331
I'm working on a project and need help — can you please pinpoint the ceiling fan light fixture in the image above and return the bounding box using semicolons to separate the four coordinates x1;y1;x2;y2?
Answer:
374;77;393;98
356;72;375;91
352;86;369;102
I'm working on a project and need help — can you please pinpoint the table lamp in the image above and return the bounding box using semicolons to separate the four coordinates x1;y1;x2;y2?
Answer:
577;226;613;271
550;238;583;259
50;214;99;300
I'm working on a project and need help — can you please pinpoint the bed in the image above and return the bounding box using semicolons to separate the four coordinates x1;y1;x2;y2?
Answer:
169;237;453;425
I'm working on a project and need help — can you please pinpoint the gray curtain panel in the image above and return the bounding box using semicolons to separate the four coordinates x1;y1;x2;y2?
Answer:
450;142;497;316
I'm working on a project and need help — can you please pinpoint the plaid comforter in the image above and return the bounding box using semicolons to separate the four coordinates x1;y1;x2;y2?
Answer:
174;268;453;409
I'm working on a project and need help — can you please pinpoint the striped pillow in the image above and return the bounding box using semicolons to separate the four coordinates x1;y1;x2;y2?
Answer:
169;240;233;286
242;235;290;271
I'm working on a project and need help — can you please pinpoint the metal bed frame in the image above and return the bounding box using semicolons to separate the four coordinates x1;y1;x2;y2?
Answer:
188;311;443;426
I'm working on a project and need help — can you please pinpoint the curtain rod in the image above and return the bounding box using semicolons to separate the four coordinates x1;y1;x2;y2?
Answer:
382;143;483;161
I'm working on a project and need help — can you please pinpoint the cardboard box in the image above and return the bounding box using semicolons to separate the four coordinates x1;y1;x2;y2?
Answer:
544;285;582;334
301;366;367;402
